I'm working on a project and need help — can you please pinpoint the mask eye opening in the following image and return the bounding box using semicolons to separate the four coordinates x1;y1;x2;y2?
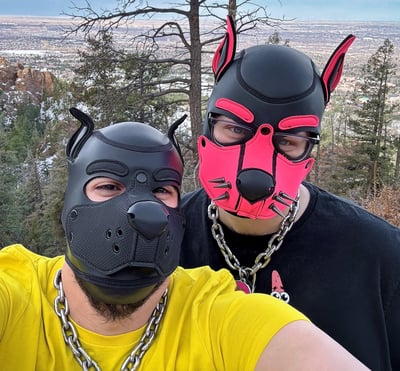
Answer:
272;133;320;162
209;116;255;146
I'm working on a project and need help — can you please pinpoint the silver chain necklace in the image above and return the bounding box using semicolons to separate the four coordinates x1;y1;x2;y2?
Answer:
53;269;167;371
208;194;299;293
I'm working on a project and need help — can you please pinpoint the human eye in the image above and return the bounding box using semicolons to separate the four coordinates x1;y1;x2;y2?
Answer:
229;125;245;135
225;124;247;139
96;183;122;192
86;177;125;201
153;186;178;208
213;121;253;145
153;186;168;195
276;136;301;149
273;133;311;161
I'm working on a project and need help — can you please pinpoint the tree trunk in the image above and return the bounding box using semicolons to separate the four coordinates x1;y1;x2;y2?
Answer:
188;0;202;154
394;141;400;189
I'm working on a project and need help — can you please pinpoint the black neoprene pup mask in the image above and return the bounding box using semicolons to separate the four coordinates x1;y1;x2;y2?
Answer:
61;107;185;304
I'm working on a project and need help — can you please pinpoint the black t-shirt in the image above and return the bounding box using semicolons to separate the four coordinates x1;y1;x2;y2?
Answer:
179;182;400;371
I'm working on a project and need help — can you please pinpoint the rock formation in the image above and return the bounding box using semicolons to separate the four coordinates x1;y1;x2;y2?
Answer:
0;56;56;105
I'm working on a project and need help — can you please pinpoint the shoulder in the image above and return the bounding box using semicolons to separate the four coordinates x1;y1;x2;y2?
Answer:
172;266;235;293
165;267;309;370
0;244;63;320
0;244;45;265
0;244;63;267
303;183;400;270
305;182;361;210
181;188;209;209
0;244;64;292
171;266;307;322
305;182;400;232
180;189;211;233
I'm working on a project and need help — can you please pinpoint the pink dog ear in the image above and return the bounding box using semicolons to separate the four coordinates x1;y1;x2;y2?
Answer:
212;15;237;82
321;34;356;104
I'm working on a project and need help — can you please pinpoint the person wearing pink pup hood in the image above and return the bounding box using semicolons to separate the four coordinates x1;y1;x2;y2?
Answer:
180;16;400;371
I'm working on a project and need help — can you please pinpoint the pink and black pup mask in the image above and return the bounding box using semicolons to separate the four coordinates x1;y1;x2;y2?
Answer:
198;16;355;219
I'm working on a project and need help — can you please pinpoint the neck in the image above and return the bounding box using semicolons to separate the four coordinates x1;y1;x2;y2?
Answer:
61;263;169;335
218;184;310;236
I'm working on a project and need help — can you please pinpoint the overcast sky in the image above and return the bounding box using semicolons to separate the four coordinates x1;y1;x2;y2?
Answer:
0;0;399;21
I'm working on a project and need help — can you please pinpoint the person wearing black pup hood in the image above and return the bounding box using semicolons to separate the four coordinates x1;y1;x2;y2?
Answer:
0;107;368;370
179;16;400;371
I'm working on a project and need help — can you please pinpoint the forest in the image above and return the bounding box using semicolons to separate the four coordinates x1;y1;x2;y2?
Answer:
0;0;399;256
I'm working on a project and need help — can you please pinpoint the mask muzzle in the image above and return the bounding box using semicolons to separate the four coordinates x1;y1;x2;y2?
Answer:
198;123;316;219
65;189;184;304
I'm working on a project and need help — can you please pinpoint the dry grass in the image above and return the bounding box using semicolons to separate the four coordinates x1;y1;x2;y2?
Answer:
363;186;400;227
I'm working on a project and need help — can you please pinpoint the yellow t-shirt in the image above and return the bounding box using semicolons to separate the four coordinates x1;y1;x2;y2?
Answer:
0;244;308;370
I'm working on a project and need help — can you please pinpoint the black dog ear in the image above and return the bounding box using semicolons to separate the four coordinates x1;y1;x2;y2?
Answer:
168;114;187;164
212;15;237;82
67;107;95;160
321;34;356;104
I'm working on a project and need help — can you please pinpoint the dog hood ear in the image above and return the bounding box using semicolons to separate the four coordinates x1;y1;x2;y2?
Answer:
67;107;95;160
212;15;237;82
321;34;356;104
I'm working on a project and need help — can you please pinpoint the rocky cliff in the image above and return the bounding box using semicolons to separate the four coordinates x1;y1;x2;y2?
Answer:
0;56;56;105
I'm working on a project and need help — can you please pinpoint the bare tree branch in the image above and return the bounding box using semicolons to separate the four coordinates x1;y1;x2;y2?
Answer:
65;0;289;159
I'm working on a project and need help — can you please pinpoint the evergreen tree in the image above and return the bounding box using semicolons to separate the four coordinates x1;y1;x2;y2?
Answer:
0;95;68;254
339;39;397;198
21;148;67;257
0;148;22;247
72;30;180;132
21;84;79;256
4;104;43;162
0;103;44;248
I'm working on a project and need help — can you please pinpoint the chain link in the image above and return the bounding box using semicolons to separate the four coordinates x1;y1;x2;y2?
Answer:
54;270;167;371
120;292;167;370
208;193;299;292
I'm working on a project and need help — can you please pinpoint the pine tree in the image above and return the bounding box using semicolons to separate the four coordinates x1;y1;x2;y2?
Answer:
0;148;23;247
71;30;180;132
340;39;397;198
